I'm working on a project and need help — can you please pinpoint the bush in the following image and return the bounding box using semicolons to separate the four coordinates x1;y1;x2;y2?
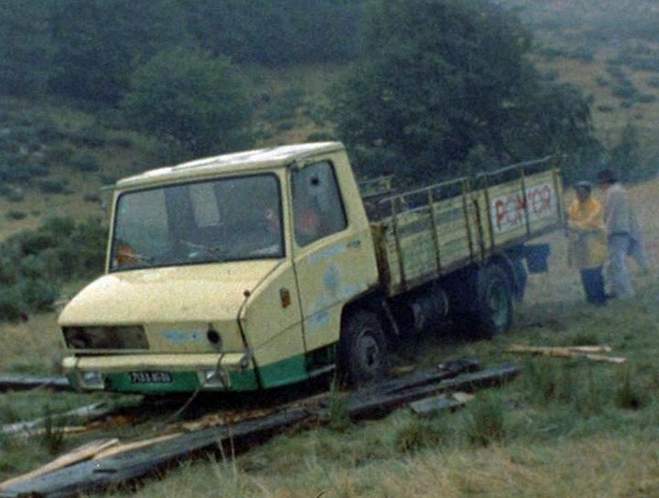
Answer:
73;125;107;147
6;210;26;221
0;287;23;322
122;47;253;156
18;278;58;311
46;144;75;164
638;94;657;104
0;216;106;322
595;76;609;88
70;153;100;172
83;193;101;203
37;179;68;194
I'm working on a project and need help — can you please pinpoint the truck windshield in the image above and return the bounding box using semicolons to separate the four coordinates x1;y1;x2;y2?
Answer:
110;174;283;271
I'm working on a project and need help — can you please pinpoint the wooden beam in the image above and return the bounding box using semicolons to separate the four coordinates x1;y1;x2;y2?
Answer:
506;345;625;364
0;409;310;498
336;364;520;420
0;374;71;392
409;391;475;417
0;439;118;491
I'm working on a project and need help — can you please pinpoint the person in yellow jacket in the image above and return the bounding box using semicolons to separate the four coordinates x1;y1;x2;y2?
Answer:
567;181;607;305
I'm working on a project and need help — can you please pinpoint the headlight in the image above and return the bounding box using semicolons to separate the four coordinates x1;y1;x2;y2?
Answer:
201;369;229;388
80;371;104;388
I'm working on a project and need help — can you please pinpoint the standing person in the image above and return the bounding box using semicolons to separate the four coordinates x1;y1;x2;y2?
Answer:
597;169;648;299
567;181;607;305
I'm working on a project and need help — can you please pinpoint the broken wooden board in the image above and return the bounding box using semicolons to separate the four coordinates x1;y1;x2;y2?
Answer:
0;402;118;437
0;374;71;392
322;363;519;421
507;345;626;364
0;408;310;498
409;391;475;417
0;439;119;492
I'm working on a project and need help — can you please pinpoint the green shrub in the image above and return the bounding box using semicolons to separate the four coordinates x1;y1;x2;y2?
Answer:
596;76;609;87
46;144;75;164
638;94;657;104
37;179;68;194
73;125;107;148
18;278;58;311
25;164;49;177
6;210;27;221
70;153;100;172
0;287;24;322
647;77;659;88
83;193;101;203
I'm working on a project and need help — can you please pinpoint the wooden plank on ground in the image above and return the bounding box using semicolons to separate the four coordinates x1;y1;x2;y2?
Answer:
507;345;625;364
331;363;520;421
0;439;119;491
0;374;71;392
409;391;475;417
0;408;310;498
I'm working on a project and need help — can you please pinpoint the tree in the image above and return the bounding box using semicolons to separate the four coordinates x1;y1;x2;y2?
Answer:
330;0;598;181
48;0;186;104
122;47;253;157
0;1;53;97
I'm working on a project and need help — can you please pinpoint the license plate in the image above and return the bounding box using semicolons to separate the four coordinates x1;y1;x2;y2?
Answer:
129;371;173;384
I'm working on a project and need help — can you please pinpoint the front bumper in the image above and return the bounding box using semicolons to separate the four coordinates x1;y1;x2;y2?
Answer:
62;353;259;393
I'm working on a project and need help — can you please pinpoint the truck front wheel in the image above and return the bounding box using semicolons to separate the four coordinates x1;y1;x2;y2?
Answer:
338;310;388;387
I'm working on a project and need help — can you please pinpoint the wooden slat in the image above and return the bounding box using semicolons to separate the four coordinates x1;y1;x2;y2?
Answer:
0;374;71;392
0;439;119;491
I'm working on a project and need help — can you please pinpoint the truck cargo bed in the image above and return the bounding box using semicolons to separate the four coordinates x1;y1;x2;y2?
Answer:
369;157;564;296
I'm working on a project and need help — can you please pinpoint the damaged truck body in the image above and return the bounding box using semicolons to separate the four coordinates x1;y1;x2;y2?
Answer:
58;142;563;394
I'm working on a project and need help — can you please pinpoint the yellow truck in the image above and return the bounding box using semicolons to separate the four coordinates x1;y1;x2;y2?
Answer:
58;142;563;393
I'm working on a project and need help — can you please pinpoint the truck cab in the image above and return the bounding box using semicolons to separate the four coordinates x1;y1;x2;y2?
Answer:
59;143;380;393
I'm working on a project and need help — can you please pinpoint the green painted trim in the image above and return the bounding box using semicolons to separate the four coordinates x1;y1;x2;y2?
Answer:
258;353;309;389
74;348;332;394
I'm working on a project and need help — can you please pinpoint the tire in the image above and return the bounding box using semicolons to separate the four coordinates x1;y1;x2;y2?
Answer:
338;310;389;387
472;264;514;338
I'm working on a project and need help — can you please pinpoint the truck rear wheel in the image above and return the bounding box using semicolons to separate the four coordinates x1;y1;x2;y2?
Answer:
473;264;513;338
338;310;388;387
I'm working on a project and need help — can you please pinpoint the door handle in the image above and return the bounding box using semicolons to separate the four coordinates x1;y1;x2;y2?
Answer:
347;239;361;249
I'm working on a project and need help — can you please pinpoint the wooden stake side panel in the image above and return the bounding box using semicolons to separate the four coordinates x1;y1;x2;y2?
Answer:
374;195;474;295
373;168;562;296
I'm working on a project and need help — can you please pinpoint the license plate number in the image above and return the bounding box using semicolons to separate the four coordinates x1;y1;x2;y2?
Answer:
129;371;172;384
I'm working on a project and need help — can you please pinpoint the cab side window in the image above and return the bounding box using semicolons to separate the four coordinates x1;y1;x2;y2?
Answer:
292;161;347;246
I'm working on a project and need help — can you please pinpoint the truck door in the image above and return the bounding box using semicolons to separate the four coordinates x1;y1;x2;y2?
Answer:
291;160;372;364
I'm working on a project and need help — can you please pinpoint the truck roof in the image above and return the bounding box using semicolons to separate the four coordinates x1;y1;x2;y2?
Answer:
116;141;345;189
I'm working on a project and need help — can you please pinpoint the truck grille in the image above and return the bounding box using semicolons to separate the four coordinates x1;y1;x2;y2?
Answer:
63;326;148;350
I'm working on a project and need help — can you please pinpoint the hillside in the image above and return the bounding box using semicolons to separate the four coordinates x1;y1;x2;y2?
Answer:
504;0;659;155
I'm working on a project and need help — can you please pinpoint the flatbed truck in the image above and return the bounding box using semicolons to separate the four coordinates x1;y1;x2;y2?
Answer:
58;142;563;393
